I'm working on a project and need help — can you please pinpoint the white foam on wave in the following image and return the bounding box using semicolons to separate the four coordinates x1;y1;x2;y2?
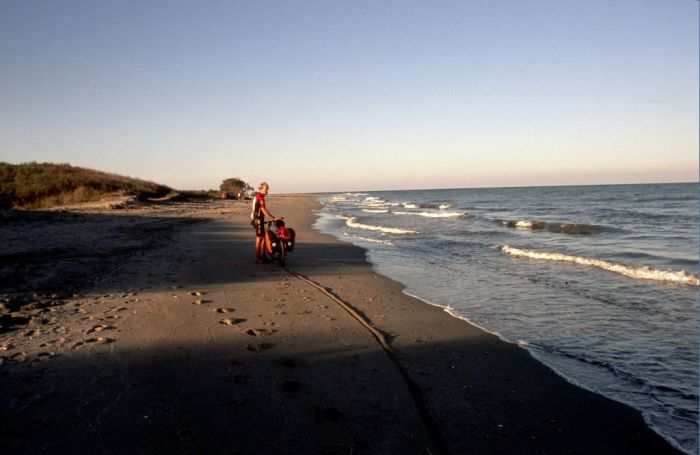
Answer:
502;245;699;286
393;210;465;218
345;216;419;235
401;202;420;209
342;232;394;246
501;219;602;234
516;220;535;228
439;204;453;210
362;209;389;213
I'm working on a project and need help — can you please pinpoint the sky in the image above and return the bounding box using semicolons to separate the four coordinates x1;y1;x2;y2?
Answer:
0;0;698;193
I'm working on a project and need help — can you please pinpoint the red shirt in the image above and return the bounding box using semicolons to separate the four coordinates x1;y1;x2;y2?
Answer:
252;192;266;219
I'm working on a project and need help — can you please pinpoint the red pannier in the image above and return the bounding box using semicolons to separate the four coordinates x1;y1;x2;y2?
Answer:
276;222;296;252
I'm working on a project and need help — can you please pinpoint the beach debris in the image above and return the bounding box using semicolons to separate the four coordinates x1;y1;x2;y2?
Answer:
190;291;204;297
191;298;202;305
214;308;230;313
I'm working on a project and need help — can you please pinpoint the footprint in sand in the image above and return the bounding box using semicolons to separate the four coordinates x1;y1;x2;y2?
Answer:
277;358;300;368
9;352;27;363
246;343;273;352
220;318;246;326
71;337;115;349
104;307;128;315
86;324;116;334
33;352;57;362
244;327;274;337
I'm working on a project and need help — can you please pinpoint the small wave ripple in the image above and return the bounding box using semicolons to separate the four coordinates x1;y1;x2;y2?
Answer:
501;219;603;235
502;245;699;286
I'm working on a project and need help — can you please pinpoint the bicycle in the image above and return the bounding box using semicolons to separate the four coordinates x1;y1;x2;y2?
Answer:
263;219;296;266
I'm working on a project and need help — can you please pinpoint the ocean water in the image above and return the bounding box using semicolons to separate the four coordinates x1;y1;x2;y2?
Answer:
315;183;699;454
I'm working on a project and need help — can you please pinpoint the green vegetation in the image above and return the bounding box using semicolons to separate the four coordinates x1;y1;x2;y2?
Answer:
0;162;173;209
219;177;252;198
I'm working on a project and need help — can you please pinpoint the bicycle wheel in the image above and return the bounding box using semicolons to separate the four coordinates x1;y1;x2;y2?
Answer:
278;243;286;267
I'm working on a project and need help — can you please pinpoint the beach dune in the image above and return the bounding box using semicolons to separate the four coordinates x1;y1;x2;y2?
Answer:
0;195;680;454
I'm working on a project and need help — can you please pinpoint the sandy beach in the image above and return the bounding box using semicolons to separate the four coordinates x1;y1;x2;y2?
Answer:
0;194;681;454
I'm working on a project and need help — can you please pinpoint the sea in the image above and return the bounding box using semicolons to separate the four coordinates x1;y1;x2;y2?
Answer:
314;182;699;454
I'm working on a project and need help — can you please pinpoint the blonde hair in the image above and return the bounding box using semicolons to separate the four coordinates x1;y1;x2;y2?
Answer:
258;182;268;191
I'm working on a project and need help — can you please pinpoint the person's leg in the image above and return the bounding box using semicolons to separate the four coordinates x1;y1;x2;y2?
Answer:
255;236;263;258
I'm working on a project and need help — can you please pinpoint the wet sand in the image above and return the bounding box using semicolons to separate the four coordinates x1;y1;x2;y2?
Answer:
0;194;680;454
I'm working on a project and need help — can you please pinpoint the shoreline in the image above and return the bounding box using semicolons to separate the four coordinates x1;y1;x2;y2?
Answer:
311;190;697;454
285;193;686;454
0;194;683;454
404;289;686;454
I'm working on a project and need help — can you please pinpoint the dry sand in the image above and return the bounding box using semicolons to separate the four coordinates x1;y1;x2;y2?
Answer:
0;194;680;454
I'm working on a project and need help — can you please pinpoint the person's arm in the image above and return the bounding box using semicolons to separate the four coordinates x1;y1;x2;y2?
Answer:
261;206;276;220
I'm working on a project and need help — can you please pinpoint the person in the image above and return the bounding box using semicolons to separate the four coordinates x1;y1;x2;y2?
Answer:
251;182;279;263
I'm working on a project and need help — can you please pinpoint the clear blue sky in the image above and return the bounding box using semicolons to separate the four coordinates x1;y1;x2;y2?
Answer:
1;0;697;193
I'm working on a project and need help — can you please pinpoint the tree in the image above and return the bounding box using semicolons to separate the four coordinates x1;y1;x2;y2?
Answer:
219;178;249;198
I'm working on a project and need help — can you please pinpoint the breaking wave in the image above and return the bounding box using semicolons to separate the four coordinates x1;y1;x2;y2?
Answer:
343;216;419;235
394;210;465;218
399;202;453;210
501;220;603;235
502;245;699;286
362;209;389;213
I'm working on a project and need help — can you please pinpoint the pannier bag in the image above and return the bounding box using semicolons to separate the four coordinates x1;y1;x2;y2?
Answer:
276;221;295;252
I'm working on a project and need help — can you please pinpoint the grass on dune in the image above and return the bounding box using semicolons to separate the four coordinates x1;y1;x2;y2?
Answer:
0;162;174;209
